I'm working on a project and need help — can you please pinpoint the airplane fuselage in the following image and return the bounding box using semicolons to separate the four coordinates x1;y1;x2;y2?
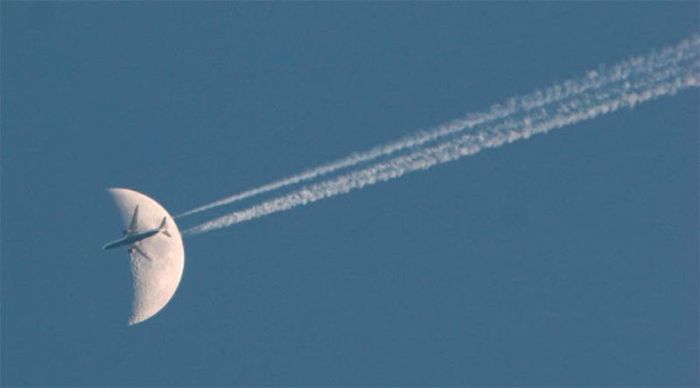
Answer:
103;228;160;250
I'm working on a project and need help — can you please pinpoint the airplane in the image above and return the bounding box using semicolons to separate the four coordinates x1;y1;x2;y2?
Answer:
103;205;171;261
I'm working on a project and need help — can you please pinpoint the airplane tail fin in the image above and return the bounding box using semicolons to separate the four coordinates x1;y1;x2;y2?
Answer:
159;217;172;238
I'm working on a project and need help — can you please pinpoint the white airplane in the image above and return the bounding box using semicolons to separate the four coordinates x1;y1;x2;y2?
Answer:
103;205;171;261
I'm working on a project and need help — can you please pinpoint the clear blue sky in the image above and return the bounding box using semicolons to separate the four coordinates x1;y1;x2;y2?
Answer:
2;2;698;386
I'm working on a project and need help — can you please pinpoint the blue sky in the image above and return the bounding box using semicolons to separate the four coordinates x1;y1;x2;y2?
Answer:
2;3;698;386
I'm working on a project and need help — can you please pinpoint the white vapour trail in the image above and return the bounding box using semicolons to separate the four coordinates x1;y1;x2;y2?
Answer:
177;35;700;218
184;52;699;235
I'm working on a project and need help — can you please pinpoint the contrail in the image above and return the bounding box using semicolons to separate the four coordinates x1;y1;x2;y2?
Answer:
184;43;699;236
177;35;700;218
184;41;699;234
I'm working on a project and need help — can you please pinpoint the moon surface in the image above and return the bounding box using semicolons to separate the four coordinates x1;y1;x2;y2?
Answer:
108;188;185;325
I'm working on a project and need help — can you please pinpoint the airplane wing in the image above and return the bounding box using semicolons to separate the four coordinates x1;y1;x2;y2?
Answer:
133;243;154;262
128;205;139;233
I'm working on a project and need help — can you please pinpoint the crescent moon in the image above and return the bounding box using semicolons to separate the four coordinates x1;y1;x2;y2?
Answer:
108;188;185;325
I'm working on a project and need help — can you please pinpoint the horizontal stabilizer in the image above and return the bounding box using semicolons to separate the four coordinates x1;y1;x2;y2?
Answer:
159;217;172;238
